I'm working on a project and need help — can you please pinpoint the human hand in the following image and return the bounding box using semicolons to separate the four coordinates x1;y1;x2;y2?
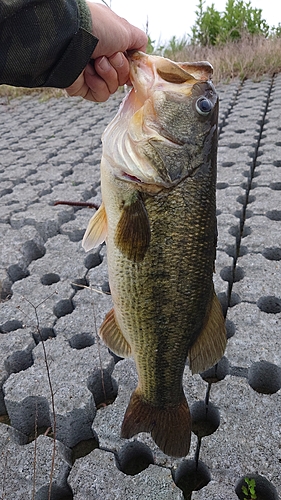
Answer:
66;2;147;102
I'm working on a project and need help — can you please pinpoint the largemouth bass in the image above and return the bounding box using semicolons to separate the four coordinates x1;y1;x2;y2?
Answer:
82;51;226;457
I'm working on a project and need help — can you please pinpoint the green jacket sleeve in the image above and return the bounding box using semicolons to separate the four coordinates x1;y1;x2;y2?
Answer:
0;0;99;88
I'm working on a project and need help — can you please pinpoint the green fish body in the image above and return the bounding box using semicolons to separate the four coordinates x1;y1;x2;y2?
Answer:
83;52;226;457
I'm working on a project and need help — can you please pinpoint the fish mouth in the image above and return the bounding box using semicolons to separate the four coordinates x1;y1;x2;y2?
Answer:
102;52;216;190
127;50;213;100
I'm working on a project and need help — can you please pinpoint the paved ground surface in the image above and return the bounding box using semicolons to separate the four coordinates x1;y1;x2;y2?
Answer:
0;76;280;500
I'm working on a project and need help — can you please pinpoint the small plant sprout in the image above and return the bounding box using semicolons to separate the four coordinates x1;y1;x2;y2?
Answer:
242;477;257;500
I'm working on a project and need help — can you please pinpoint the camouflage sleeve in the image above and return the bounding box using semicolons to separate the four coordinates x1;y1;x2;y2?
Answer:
0;0;99;88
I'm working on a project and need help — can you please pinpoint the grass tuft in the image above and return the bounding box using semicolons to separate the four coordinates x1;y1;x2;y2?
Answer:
167;35;281;83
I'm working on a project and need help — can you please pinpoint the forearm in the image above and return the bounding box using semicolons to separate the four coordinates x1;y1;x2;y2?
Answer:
0;0;98;88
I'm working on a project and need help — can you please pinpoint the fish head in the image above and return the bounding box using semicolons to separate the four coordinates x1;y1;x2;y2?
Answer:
102;51;218;192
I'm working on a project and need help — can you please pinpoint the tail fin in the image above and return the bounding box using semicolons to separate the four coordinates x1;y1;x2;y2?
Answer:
121;387;191;458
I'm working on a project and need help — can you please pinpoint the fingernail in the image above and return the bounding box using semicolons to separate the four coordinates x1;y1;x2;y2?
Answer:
98;56;111;72
110;52;124;67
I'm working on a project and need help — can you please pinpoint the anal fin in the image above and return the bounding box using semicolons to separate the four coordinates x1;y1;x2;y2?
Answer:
121;387;191;458
99;308;132;358
188;291;227;374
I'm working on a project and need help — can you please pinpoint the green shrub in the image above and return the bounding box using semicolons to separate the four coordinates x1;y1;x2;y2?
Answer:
191;0;269;46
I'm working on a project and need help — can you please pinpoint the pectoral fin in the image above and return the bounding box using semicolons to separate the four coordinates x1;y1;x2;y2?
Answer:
114;192;150;262
99;308;132;358
82;202;107;251
188;291;226;374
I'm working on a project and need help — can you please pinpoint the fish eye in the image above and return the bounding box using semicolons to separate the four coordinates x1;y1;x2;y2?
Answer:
195;96;213;116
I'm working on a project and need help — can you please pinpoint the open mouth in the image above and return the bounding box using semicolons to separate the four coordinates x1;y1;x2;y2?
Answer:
122;172;143;184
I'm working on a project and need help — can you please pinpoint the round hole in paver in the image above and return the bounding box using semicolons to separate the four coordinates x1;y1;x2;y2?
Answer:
216;182;229;189
116;441;154;476
84;252;102;269
222;161;235;168
200;356;230;383
236;194;256;205
225;244;247;259
72;433;99;462
40;273;60;286
173;459;211;496
273;160;281;167
7;264;29;283
229;225;240;238
235;474;279;500
229;292;241;307
228;143;241;149
87;369;118;408
53;299;74;318
226;319;236;339
61;168;73;178
8;395;51;439
238;245;248;257
33;327;55;344
269;182;281;190
233;265;245;282
68;229;86;242
69;332;95;349
101;281;111;294
257;295;281;314
225;244;237;258
235;129;246;134
0;279;12;301
248;360;281;394
1;188;13;196
217;292;228;317
108;349;124;364
5;350;34;375
262;247;281;261
234;209;243;220
0;319;23;333
190;401;220;438
220;265;244;283
71;277;88;291
35;483;73;500
266;210;281;221
21;240;45;264
245;209;253;219
241;225;251;238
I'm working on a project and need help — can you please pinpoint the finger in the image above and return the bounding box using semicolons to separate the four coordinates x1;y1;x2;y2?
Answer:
127;26;148;53
107;52;130;87
84;63;111;102
94;56;119;94
66;73;88;98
